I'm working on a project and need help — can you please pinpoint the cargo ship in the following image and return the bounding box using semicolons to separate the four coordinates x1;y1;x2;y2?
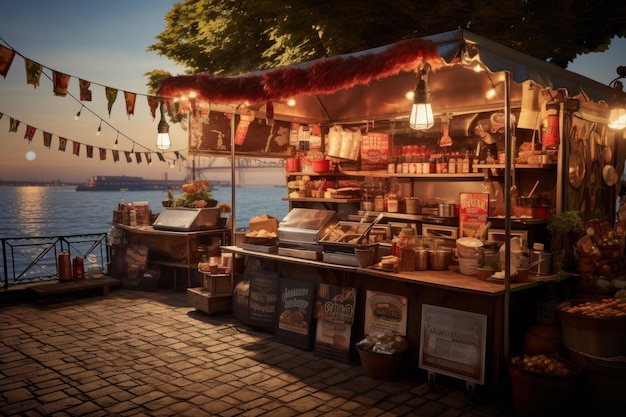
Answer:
75;175;187;192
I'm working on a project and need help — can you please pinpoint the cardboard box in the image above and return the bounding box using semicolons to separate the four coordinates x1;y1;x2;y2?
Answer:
360;133;390;170
249;214;278;233
187;287;231;314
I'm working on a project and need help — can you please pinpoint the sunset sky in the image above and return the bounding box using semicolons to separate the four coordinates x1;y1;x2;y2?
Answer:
1;1;625;183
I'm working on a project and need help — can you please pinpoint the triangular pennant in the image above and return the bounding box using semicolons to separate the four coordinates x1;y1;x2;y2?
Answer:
72;141;80;156
124;91;136;118
9;118;20;132
135;152;142;164
79;79;92;101
99;148;107;160
105;87;118;116
124;151;132;163
86;145;94;158
112;150;119;162
0;112;3;120
157;152;165;162
145;152;151;164
58;137;68;151
0;45;16;78
52;71;70;96
147;96;159;120
24;125;36;142
43;131;52;148
24;59;42;88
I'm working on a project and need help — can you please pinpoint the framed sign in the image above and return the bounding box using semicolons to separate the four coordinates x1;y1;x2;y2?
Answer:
313;283;357;362
248;270;279;328
275;278;317;350
419;304;487;385
364;290;408;336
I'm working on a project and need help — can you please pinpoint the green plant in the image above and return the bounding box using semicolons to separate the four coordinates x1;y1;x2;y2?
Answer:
547;210;584;235
547;210;584;273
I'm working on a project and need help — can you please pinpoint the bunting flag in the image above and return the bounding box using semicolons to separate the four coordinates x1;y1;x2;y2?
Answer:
0;45;16;78
145;152;151;164
24;125;36;142
124;91;136;118
86;144;94;158
58;137;67;151
99;148;107;160
157;152;165;162
112;149;119;162
105;87;118;116
0;112;3;120
79;79;92;101
72;141;80;156
9;118;20;132
147;96;159;119
43;131;52;148
124;151;132;163
52;71;70;96
135;152;142;164
24;59;43;88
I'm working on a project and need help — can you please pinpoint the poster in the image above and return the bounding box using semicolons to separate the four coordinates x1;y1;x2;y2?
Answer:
364;290;408;336
313;283;357;362
188;111;295;158
248;270;279;328
419;304;487;384
275;278;317;350
458;192;489;239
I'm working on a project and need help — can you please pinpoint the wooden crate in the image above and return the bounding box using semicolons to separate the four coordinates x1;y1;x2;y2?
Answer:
187;287;231;314
201;273;231;295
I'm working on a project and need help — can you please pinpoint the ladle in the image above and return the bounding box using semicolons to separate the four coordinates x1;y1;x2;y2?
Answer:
527;180;540;198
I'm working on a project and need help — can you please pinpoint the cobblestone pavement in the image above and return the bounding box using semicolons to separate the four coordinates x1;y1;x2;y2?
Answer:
0;289;518;417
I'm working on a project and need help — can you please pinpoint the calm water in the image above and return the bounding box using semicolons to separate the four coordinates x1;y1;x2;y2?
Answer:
0;186;289;285
0;185;289;237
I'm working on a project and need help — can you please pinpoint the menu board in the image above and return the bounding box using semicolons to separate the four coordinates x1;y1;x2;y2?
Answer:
313;283;357;362
458;192;489;239
419;304;487;384
248;270;279;328
364;290;408;336
275;278;317;350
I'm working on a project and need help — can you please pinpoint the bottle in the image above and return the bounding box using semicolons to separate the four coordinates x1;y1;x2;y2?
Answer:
462;151;470;173
374;194;385;212
387;157;396;174
386;191;399;213
448;154;456;173
520;240;530;269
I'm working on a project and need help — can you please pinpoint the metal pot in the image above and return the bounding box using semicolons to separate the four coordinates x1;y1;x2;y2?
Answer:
429;248;451;270
437;203;455;217
415;247;429;271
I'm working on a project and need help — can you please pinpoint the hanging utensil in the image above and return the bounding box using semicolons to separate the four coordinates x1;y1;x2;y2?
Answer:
439;116;453;147
358;212;384;244
527;180;540;198
568;151;585;188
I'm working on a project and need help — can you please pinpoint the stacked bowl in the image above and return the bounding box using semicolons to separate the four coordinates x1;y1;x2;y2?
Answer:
456;237;483;275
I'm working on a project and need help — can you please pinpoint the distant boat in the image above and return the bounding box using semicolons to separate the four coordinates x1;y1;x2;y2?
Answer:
75;175;186;192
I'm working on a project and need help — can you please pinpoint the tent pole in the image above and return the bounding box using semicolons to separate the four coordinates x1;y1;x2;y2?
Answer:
503;71;512;358
230;114;236;244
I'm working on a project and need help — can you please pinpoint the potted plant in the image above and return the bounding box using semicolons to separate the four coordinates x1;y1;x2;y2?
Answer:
547;210;584;273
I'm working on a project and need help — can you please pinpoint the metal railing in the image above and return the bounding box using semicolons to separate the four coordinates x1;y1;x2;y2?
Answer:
1;233;109;289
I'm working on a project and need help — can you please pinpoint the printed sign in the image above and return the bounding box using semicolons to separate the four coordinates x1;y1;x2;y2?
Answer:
459;192;489;239
313;283;357;362
248;270;279;328
275;278;317;349
364;290;408;336
419;304;487;384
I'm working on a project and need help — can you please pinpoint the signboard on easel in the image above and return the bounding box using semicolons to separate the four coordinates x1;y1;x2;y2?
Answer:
419;304;487;385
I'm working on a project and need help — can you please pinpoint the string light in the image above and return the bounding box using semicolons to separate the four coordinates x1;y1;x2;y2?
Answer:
409;62;434;130
156;100;172;150
74;105;83;120
96;120;102;135
114;132;119;149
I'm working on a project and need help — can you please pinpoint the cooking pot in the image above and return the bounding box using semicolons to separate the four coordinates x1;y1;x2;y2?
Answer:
456;237;483;258
429;248;451;270
414;247;429;271
437;203;456;217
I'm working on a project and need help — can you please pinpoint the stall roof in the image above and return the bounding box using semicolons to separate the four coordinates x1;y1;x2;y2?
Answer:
160;29;612;125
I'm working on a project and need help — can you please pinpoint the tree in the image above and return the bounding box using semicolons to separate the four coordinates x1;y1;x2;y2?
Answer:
147;0;626;78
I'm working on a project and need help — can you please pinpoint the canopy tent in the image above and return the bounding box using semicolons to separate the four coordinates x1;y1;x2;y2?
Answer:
160;29;613;126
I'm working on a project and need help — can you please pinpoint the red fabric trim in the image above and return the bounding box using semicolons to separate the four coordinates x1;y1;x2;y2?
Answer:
159;38;443;104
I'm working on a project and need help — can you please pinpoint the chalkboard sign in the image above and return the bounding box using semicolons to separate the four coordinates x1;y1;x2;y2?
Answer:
313;283;357;362
275;278;317;350
419;304;487;384
248;270;279;328
188;111;295;158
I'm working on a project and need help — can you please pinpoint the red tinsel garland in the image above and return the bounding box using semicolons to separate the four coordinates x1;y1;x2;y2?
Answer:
159;38;444;104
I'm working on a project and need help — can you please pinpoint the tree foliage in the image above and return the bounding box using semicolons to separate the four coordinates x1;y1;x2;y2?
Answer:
146;0;626;78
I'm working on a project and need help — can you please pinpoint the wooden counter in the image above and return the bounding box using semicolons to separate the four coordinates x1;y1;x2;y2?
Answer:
222;245;573;392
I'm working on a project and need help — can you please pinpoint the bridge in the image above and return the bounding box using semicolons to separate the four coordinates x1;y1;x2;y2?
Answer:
188;157;286;186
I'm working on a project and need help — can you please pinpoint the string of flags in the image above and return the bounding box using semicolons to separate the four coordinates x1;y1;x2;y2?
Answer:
0;111;186;165
0;43;165;120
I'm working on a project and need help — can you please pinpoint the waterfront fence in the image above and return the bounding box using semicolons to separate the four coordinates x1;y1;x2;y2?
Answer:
1;233;109;289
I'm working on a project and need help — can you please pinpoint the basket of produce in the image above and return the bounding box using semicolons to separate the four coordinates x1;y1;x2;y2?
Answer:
355;330;408;380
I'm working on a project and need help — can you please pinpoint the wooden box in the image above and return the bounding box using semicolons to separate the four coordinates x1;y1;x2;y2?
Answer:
201;273;231;295
187;287;231;314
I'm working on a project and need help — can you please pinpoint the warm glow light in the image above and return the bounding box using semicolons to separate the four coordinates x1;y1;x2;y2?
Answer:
25;151;36;161
286;98;296;107
405;90;414;100
485;87;496;99
608;107;626;129
156;100;172;150
410;103;434;130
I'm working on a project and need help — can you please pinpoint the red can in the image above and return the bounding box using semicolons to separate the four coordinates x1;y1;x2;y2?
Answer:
286;157;299;172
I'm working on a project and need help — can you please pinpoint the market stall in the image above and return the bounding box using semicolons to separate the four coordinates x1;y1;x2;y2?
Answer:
159;29;623;395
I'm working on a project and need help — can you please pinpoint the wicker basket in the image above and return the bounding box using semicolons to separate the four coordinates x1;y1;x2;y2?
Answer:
356;346;403;380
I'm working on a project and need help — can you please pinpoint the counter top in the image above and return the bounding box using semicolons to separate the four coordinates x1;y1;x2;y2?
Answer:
221;246;568;296
112;223;229;236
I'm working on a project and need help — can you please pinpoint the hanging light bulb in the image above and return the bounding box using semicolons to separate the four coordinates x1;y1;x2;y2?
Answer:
74;105;83;120
608;75;626;130
114;132;119;149
96;120;102;135
409;63;434;130
157;100;172;150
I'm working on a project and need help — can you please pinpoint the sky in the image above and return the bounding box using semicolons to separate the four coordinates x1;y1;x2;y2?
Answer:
1;1;625;183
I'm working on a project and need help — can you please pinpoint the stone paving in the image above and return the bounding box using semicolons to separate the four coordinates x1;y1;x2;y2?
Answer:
0;288;518;417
